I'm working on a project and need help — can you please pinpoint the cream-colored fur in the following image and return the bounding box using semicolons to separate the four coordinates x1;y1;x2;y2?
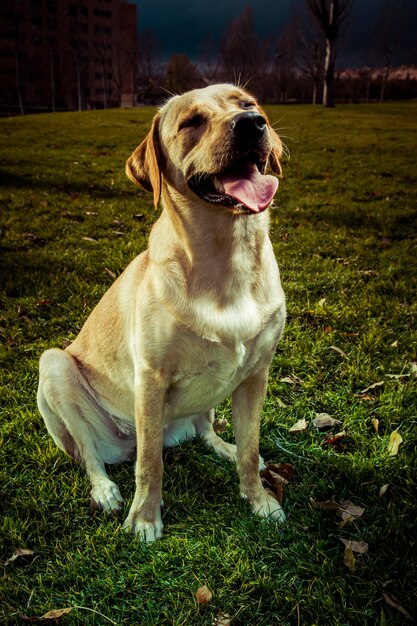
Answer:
37;84;286;542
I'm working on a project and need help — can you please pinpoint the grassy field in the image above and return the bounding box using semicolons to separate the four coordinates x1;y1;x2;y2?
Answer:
1;101;416;625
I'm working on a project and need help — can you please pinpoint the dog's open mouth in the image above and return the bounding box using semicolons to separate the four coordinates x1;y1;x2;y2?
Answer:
188;153;278;214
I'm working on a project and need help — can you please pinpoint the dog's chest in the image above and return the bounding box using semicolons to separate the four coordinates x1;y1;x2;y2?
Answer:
165;306;284;420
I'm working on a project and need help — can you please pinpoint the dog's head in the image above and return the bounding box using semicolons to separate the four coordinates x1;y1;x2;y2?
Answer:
126;84;283;214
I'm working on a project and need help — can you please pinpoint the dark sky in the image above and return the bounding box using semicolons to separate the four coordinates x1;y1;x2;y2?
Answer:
128;0;417;65
134;0;293;58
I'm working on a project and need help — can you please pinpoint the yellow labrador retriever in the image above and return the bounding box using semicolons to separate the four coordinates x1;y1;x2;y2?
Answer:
37;84;286;542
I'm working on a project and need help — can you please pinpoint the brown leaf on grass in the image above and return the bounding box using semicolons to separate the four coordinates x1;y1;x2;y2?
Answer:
313;413;342;430
310;498;339;510
328;345;347;358
4;548;35;566
288;418;308;433
196;585;213;605
280;375;303;386
260;463;295;505
343;548;356;571
358;381;384;395
322;431;348;451
357;393;375;402
336;500;365;523
104;267;116;280
213;419;228;433
383;592;413;621
265;463;295;482
24;233;46;245
19;608;73;621
371;417;379;433
387;430;403;456
340;538;369;554
212;613;231;626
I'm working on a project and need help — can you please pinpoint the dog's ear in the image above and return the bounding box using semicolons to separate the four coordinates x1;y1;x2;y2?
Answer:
126;113;162;208
268;128;283;177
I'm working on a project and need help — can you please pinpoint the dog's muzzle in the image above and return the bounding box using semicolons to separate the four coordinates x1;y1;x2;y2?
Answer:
188;111;278;215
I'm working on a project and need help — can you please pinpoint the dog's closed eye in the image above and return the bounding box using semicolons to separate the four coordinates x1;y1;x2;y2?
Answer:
179;114;206;130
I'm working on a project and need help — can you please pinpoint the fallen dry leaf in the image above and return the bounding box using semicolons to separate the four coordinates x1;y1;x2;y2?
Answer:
104;267;116;280
387;430;403;456
322;431;348;452
410;362;417;379
357;393;375;401
81;236;97;243
260;463;295;505
379;484;390;497
19;608;73;622
328;345;347;358
280;375;303;385
358;381;384;395
212;613;231;626
264;463;295;482
313;413;342;430
4;548;35;566
343;547;356;571
340;538;369;554
383;592;412;621
336;500;365;523
196;585;213;605
310;498;339;510
289;418;308;433
371;417;379;433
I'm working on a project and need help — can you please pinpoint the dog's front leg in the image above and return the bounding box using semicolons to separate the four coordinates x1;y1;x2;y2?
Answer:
123;370;166;542
232;367;286;523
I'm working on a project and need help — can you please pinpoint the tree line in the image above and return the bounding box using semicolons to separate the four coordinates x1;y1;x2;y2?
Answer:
139;0;417;107
1;0;416;114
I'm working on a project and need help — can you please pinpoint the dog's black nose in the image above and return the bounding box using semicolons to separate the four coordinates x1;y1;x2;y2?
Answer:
231;112;267;137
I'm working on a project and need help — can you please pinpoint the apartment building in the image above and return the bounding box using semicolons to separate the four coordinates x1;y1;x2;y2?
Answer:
0;0;138;114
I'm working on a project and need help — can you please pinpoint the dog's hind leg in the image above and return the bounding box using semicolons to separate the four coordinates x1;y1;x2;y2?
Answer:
37;348;124;512
194;410;265;469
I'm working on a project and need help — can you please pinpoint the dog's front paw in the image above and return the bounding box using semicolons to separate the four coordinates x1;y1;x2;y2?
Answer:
250;492;286;524
123;509;164;542
91;479;124;513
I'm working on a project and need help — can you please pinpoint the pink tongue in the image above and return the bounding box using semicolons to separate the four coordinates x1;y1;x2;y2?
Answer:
220;162;278;212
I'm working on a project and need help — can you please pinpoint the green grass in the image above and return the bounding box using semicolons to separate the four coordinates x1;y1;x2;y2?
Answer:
1;102;416;625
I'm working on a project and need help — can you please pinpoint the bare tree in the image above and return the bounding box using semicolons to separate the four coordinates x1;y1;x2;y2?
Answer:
220;6;262;86
306;0;353;107
165;53;201;94
371;0;410;103
291;7;326;104
138;29;161;102
199;34;220;84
